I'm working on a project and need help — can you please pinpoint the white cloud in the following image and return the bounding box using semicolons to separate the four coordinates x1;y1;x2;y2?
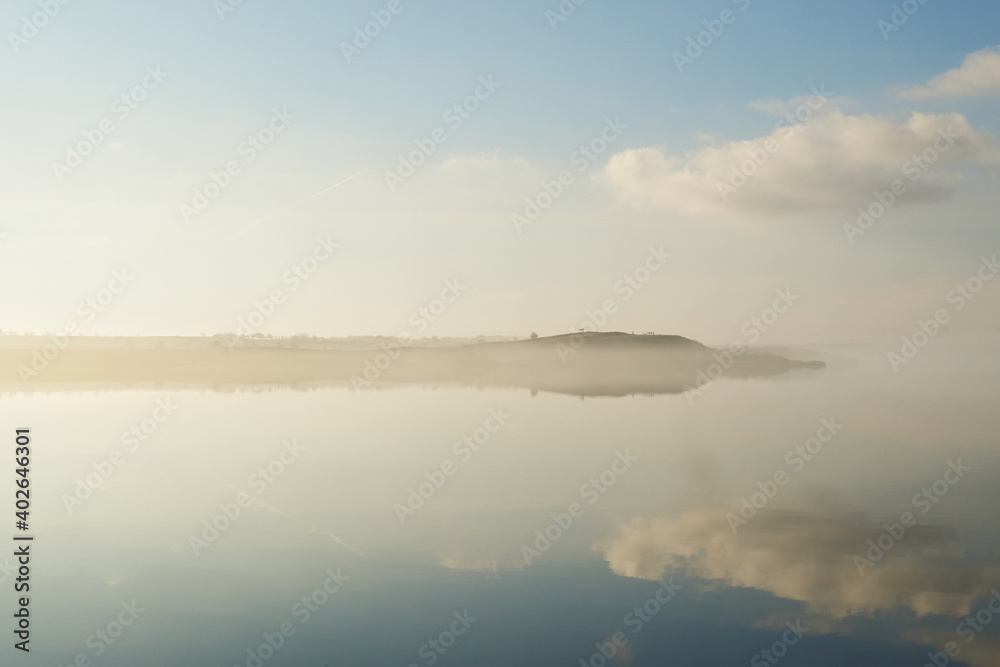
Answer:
901;47;1000;99
76;235;113;249
602;110;999;216
439;149;531;174
694;132;723;145
747;98;790;117
599;510;1000;619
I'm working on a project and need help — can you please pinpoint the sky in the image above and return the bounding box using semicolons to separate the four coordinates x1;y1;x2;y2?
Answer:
1;0;999;344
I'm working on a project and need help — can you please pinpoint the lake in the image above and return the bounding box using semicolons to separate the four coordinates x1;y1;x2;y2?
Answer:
4;334;1000;666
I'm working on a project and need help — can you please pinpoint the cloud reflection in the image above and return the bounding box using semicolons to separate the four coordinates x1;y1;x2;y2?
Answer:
599;509;999;619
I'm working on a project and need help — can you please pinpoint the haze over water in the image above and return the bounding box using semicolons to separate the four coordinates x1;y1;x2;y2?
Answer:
2;334;998;666
3;1;1000;663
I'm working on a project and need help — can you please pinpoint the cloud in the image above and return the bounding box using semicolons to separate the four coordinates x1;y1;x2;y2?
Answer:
601;110;1000;216
747;98;791;117
440;149;531;174
598;509;1000;619
746;92;842;118
901;47;1000;99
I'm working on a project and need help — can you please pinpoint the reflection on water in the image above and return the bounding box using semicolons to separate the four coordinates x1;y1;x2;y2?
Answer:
0;332;823;398
1;335;998;666
602;509;998;617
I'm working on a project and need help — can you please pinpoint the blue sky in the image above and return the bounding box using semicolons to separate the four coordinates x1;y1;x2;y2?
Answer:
1;0;999;343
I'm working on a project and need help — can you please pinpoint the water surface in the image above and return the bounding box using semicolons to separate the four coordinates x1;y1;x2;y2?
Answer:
3;335;999;666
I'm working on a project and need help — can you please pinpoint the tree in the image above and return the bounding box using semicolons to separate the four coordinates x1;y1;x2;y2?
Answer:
530;332;539;339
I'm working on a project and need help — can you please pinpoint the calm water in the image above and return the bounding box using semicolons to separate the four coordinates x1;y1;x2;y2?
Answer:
4;336;1000;666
